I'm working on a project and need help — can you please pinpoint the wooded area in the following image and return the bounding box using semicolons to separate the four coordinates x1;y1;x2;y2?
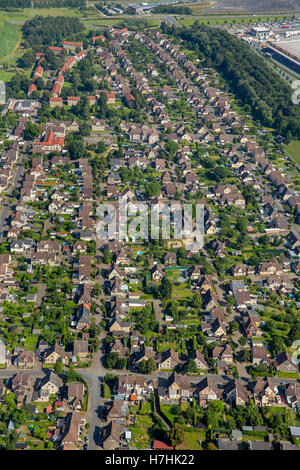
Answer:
22;15;84;47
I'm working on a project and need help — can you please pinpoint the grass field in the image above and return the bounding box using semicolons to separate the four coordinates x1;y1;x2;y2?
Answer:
179;430;205;450
82;17;160;31
160;404;177;425
0;18;21;61
0;7;95;23
283;140;300;167
82;17;123;30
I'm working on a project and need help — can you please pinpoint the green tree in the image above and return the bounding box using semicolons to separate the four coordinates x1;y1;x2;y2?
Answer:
54;357;63;375
24;121;41;140
160;278;173;299
68;138;87;160
92;283;102;298
103;246;112;264
146;181;161;198
165;140;179;157
184;358;198;374
167;423;184;449
105;352;118;369
5;392;16;412
192;291;202;309
241;348;251;363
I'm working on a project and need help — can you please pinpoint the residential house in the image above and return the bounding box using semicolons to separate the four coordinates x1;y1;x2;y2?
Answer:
195;376;220;407
38;371;63;401
223;379;249;406
158;348;183;370
251;378;279;406
60;412;85;450
17;350;35;368
274;352;298;373
102;421;121;450
151;265;164;281
192;350;209;370
167;373;191;401
43;343;70;366
73;340;89;360
67;382;85;411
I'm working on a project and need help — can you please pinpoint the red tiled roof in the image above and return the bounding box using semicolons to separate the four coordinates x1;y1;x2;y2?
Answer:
68;96;80;103
92;35;105;42
154;440;173;450
28;84;37;94
49;46;63;52
63;41;83;46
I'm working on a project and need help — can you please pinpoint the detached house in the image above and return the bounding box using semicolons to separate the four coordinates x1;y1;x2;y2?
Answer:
285;383;300;410
286;230;300;251
223;379;249;406
39;371;63;401
195;377;220;407
258;258;283;276
192;350;209;370
60;412;86;450
67;382;85;411
43;343;70;366
115;374;152;401
187;266;202;281
164;252;177;266
274;352;298;373
17;350;35;368
251;378;279;406
243;312;261;338
213;344;233;368
252;345;270;366
167;373;191;401
91;119;105;132
151;265;164;281
158;348;183;370
76;304;91;331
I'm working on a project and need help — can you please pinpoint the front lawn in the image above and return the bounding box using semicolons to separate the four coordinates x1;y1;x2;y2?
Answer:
277;371;299;379
103;383;112;399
